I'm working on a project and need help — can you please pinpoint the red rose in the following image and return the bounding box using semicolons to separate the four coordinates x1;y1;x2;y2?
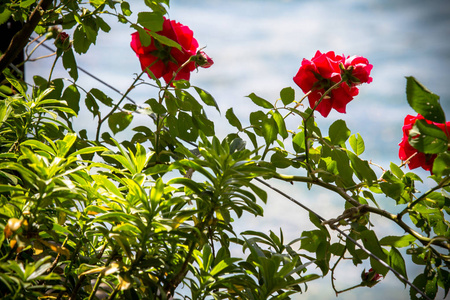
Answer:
343;55;373;85
399;114;450;172
131;17;212;84
293;51;360;117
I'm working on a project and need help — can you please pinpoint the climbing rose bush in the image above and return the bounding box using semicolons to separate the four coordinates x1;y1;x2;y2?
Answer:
293;50;372;117
131;17;212;83
399;114;450;172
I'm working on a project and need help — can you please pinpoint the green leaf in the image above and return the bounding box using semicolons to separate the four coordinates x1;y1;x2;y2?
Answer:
121;1;132;16
19;0;35;8
177;112;198;141
108;112;133;134
292;132;305;153
408;119;448;154
90;88;113;107
262;115;278;145
62;48;78;81
194;87;220;112
247;93;273;109
62;84;80;115
388;246;408;284
432;152;450;177
379;235;416;248
406;76;445;123
271;111;288;139
347;152;377;184
149;31;181;50
360;230;386;261
137;12;164;31
145;98;166;114
73;24;95;54
349;133;365;156
329;119;350;145
280;87;295;105
225;108;242;130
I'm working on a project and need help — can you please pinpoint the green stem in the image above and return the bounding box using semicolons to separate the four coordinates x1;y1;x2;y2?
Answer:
47;54;60;84
88;273;104;300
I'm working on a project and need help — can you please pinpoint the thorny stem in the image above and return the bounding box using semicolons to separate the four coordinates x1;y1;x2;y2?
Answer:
273;173;450;251
255;177;432;300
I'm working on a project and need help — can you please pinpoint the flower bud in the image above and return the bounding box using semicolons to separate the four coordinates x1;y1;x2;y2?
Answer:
194;50;214;68
54;32;72;52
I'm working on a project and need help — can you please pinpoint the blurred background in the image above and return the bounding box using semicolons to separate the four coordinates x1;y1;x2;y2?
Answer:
26;0;450;299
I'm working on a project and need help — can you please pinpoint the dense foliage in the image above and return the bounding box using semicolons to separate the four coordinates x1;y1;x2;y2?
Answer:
0;1;449;299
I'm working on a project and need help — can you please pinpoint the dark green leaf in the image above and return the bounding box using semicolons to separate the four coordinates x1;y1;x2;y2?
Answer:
62;84;80;115
90;88;113;107
194;87;220;111
137;12;164;31
432;152;450;177
360;230;386;260
408;119;448;154
329;119;350;145
347;151;377;184
280;87;295;105
271;111;288;139
145;98;166;114
406;76;445;123
62;48;78;81
388;246;408;284
108;112;133;134
247;93;273;109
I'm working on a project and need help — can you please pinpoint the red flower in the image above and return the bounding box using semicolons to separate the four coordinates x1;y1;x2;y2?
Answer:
131;18;212;84
343;55;373;85
293;51;371;117
399;114;450;172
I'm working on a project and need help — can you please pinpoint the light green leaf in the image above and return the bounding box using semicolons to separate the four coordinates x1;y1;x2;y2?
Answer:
349;133;365;156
